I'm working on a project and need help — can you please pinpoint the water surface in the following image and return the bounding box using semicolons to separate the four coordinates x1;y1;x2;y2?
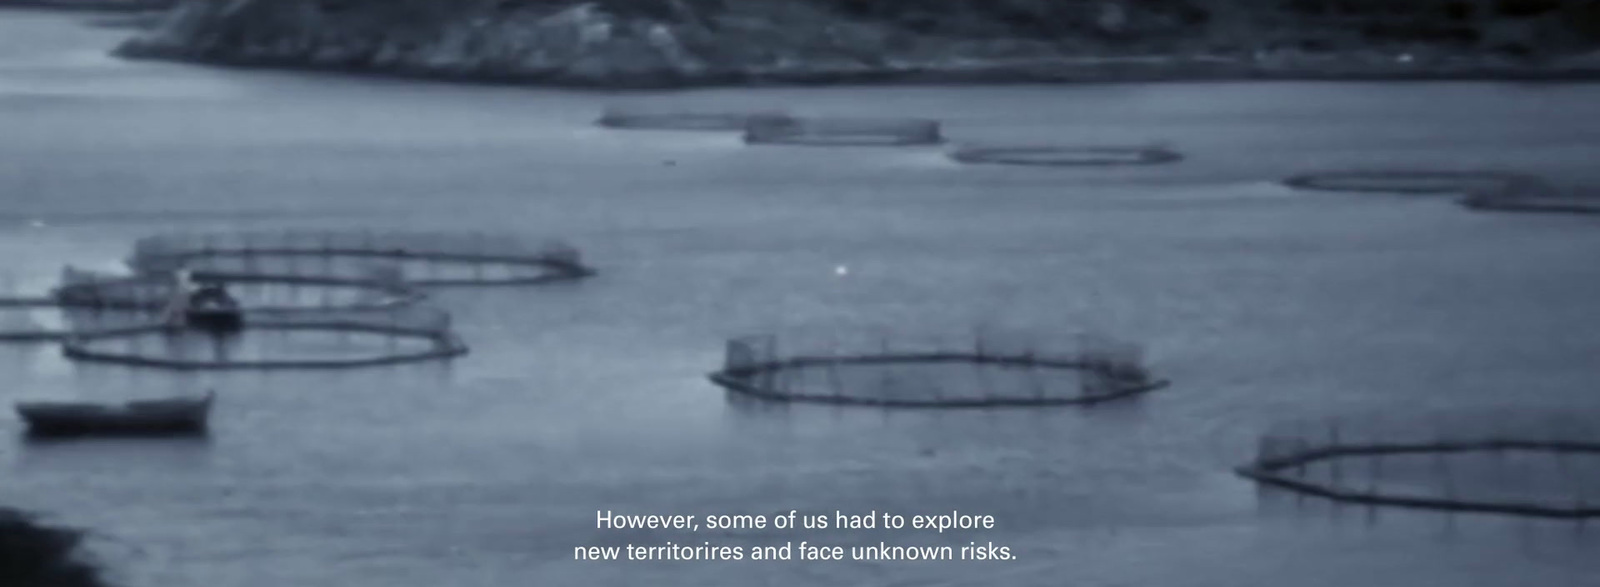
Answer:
2;9;1599;587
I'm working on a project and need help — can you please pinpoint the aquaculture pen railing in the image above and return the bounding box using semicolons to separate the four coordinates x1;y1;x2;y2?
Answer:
51;265;422;312
1238;408;1600;519
127;230;594;284
60;304;468;370
710;330;1167;408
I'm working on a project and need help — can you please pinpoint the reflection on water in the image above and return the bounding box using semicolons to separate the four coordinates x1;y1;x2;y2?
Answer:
1;8;1600;587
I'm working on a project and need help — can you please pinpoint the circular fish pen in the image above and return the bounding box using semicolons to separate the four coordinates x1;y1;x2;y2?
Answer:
949;144;1184;167
51;266;421;313
708;331;1168;408
1460;182;1600;216
743;116;944;147
127;230;594;287
61;306;466;370
1238;409;1600;519
596;106;791;131
1280;170;1542;195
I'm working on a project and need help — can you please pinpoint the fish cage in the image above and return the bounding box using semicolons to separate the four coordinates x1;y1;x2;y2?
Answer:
1459;182;1600;216
708;329;1169;408
949;144;1184;167
1280;170;1545;195
126;230;594;287
60;304;467;370
1238;408;1600;519
743;116;944;147
51;265;421;313
596;106;791;131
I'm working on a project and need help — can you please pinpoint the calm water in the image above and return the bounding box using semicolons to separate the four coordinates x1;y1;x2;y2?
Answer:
3;8;1600;587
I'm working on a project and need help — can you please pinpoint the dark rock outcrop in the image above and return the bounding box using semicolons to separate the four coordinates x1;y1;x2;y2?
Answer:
0;508;106;587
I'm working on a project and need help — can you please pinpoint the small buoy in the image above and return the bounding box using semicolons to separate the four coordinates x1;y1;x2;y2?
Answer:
28;219;46;228
663;159;677;167
834;265;849;276
1397;53;1414;63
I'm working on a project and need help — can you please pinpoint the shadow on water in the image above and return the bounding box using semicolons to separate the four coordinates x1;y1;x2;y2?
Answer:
18;430;214;448
10;431;215;477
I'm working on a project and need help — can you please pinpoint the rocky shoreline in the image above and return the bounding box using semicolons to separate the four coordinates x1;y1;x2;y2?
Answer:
0;508;106;587
0;0;168;11
106;49;1600;90
110;0;1600;89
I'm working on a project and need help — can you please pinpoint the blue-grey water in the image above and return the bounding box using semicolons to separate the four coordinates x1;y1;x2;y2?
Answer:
3;8;1600;587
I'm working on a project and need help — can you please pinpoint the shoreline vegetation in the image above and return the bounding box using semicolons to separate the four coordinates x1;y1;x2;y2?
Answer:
0;508;106;587
96;0;1600;89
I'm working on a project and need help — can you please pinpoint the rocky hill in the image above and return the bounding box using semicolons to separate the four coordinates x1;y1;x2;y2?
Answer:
114;0;1600;86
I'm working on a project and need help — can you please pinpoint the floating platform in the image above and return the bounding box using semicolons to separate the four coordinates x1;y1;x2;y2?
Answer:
597;106;791;131
744;116;944;147
1280;169;1541;195
949;144;1184;167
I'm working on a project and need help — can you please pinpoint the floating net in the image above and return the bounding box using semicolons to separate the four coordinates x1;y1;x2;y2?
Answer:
743;116;944;147
949;144;1184;167
1280;170;1543;195
596;106;791;131
127;230;594;286
1238;408;1600;519
61;304;466;370
709;329;1167;407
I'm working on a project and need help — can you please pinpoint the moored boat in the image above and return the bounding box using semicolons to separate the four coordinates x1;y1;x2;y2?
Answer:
159;273;244;333
182;283;243;333
15;391;214;437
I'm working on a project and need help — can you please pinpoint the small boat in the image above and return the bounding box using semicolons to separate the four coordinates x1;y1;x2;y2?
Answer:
15;391;214;437
184;284;243;333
